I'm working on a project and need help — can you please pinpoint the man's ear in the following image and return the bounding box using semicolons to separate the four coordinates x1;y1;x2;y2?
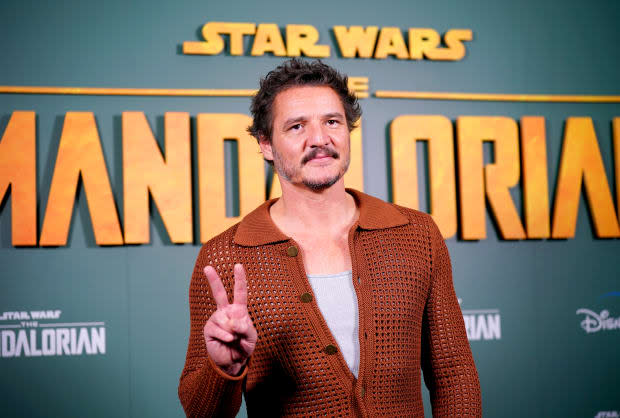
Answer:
258;134;274;162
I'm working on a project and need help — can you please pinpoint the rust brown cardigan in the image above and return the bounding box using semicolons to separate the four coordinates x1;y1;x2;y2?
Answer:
179;189;481;417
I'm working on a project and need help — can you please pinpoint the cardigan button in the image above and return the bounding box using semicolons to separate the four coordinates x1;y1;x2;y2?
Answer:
286;246;299;257
299;292;313;303
323;344;338;355
361;386;366;397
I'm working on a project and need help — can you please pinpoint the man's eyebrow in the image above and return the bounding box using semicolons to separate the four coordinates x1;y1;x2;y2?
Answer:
323;112;345;120
282;116;307;127
282;112;345;127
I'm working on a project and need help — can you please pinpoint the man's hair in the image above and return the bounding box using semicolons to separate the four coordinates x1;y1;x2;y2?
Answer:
247;58;361;144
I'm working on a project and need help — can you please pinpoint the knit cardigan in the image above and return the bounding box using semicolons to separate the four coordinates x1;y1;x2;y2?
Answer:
178;189;481;417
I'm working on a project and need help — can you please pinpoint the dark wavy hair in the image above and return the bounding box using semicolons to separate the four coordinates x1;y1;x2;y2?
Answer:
247;58;361;144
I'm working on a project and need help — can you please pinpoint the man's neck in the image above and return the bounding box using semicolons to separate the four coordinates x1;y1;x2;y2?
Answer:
269;179;358;238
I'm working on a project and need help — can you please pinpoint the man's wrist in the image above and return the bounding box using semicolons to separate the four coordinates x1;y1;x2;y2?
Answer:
220;359;248;377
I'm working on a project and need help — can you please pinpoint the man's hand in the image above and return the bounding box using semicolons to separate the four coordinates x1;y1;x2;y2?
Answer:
203;263;257;376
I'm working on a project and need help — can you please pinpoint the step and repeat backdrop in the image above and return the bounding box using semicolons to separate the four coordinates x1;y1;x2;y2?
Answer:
1;0;619;417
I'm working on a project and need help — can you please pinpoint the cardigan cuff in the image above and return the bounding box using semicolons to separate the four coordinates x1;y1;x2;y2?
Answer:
187;355;249;416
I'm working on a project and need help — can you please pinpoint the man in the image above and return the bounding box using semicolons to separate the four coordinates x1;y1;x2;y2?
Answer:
179;59;481;417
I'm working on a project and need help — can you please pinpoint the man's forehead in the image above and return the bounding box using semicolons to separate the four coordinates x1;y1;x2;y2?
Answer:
272;85;344;118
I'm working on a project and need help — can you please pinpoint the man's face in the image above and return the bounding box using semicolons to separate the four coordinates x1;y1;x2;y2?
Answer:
259;85;351;191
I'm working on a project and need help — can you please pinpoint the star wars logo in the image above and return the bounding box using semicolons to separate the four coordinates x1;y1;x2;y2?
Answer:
0;309;106;358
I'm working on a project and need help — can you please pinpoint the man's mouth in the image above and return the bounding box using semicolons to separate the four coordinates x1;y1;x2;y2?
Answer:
302;147;339;164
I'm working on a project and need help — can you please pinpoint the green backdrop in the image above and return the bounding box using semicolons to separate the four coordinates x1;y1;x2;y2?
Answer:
1;0;619;416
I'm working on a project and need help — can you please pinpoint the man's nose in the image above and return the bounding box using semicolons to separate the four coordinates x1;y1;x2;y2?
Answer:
306;122;329;147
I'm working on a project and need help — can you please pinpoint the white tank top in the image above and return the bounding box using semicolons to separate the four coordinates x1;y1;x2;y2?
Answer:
307;271;360;377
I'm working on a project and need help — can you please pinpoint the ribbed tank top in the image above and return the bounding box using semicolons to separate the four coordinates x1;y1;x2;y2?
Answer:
307;271;360;377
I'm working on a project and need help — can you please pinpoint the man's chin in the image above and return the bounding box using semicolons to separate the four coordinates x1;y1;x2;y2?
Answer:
301;175;342;191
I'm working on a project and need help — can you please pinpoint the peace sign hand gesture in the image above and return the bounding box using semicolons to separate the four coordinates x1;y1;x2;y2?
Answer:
203;263;257;376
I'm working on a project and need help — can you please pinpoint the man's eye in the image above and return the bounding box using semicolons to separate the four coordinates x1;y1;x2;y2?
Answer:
327;119;339;126
290;124;302;131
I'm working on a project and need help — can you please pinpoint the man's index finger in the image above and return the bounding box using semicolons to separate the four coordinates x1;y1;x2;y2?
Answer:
232;263;248;307
203;266;230;308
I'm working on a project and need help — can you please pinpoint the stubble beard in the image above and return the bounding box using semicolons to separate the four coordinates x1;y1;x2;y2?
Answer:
272;146;351;191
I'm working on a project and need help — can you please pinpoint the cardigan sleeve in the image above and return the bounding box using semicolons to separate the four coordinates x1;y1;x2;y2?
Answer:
421;218;482;417
178;243;247;418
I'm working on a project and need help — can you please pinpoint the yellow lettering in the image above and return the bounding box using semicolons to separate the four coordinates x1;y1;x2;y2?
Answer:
197;114;265;241
286;24;330;58
374;27;409;59
333;26;379;58
551;117;620;238
520;117;550;238
344;122;364;192
122;112;192;244
221;23;256;56
408;28;440;60
457;117;526;240
390;115;457;238
615;118;620;222
183;22;225;55
347;77;369;99
612;118;620;222
0;111;37;246
424;29;473;61
183;23;471;60
183;22;255;55
251;23;286;56
40;113;123;246
268;172;282;200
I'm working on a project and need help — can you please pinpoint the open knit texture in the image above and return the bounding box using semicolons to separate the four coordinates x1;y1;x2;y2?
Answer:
178;189;482;417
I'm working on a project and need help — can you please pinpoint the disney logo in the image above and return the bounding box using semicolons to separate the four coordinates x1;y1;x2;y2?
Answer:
576;309;620;334
595;411;619;418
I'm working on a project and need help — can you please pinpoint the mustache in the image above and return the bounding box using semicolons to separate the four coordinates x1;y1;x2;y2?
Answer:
301;147;340;164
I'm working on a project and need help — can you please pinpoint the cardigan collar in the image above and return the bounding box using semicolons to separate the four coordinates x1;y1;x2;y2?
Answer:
233;188;409;247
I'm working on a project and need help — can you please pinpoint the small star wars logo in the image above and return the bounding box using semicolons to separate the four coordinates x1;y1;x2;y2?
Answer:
0;309;106;358
595;411;619;418
459;299;501;341
576;309;620;334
